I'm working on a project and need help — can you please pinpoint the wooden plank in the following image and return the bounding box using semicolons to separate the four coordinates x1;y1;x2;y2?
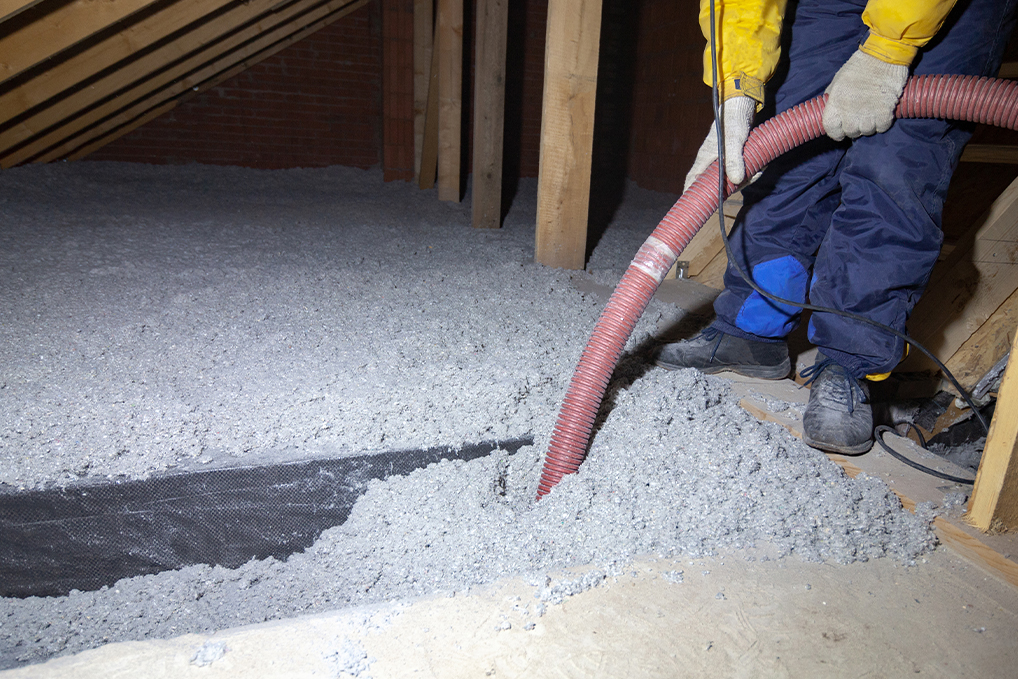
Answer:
968;326;1018;532
0;0;159;86
534;0;603;270
0;0;287;165
436;0;462;202
999;62;1018;79
906;175;1018;369
413;0;433;181
58;0;372;162
470;0;508;229
942;286;1018;394
961;144;1018;164
418;30;439;190
0;0;44;25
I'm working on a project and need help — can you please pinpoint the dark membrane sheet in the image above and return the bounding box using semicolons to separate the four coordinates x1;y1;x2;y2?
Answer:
0;436;532;598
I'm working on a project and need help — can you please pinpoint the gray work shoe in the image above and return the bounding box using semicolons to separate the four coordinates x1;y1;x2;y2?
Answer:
800;353;873;454
654;326;791;380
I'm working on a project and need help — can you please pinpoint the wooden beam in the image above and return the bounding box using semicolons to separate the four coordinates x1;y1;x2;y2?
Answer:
0;0;44;25
535;0;603;269
0;0;286;165
470;0;508;229
413;0;433;181
961;144;1018;164
0;0;160;86
906;175;1018;369
31;0;374;164
418;32;439;190
436;0;462;202
968;326;1018;531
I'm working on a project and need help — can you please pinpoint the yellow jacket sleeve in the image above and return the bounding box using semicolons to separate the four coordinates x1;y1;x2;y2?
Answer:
699;0;788;105
700;0;960;105
861;0;960;65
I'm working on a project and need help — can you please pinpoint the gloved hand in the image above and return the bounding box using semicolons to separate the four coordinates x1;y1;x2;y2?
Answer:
684;95;756;192
822;49;909;142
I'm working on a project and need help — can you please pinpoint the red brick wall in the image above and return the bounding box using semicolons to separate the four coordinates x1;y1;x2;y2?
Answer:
86;2;383;169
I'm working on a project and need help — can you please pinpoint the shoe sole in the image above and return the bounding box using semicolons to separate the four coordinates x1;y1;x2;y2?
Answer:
655;358;791;381
802;433;873;455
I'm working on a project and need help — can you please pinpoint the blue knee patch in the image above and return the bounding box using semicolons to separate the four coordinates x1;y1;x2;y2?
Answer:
735;256;809;338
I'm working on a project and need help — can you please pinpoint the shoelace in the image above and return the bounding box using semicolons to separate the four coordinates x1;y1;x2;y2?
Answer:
799;356;864;414
700;327;725;364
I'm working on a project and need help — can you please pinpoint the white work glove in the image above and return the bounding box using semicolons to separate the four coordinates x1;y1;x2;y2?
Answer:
684;95;756;192
823;50;909;141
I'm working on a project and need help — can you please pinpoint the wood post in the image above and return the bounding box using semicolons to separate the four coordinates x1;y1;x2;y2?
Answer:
535;0;603;269
470;0;508;229
436;0;462;202
968;326;1018;531
413;0;433;181
419;34;440;190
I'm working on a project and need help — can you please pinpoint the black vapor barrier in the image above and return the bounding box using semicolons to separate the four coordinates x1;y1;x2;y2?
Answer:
0;436;533;598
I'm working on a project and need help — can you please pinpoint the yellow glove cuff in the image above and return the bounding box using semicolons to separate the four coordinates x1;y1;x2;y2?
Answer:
859;32;919;67
719;73;766;110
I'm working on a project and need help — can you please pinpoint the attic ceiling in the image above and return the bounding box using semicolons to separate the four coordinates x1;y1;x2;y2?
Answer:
0;0;371;168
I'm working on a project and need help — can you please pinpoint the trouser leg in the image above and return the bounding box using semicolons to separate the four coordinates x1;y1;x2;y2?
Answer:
713;0;867;341
808;0;1018;377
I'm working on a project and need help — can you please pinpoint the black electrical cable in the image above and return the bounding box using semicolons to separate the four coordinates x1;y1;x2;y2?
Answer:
706;0;989;435
874;425;975;485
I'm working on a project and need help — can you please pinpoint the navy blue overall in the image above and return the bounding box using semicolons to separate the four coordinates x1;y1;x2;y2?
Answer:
711;0;1018;378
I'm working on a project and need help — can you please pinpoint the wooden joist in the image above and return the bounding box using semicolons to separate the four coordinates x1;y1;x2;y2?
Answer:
470;0;508;229
0;0;159;86
968;326;1018;532
535;0;603;269
31;0;371;164
436;0;462;202
413;0;433;181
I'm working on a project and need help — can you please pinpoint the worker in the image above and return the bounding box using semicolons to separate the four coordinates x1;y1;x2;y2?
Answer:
655;0;1017;454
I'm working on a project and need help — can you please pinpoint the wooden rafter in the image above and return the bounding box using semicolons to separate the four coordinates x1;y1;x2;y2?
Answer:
0;0;244;164
0;0;160;86
4;0;367;166
61;0;372;162
0;0;44;25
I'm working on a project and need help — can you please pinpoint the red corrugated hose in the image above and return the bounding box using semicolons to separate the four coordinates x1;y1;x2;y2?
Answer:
537;74;1018;499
